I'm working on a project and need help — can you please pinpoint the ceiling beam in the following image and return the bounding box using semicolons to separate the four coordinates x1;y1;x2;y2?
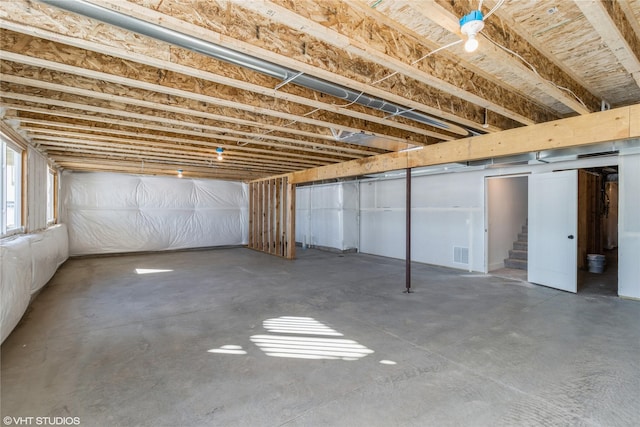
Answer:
1;51;440;141
18;120;335;165
428;0;599;115
3;75;406;155
575;0;640;89
0;44;453;142
0;64;420;147
232;0;552;126
24;127;329;168
287;105;639;184
34;140;299;174
77;0;513;131
0;25;454;141
2;100;375;157
53;156;263;181
0;3;494;134
617;1;640;43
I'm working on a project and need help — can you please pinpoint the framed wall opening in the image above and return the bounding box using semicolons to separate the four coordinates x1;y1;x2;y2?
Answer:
484;175;529;276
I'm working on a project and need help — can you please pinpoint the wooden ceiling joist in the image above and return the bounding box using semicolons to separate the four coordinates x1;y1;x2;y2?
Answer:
64;0;517;131
52;156;263;180
19;121;339;166
2;72;398;144
234;0;556;126
0;49;453;143
25;127;331;168
0;24;461;140
1;100;378;158
37;143;300;175
575;0;640;89
431;0;600;115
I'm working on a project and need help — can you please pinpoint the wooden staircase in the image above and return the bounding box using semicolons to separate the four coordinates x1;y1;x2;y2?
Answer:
504;220;528;270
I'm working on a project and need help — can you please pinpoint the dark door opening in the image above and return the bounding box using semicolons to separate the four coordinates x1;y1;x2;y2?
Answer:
578;166;618;296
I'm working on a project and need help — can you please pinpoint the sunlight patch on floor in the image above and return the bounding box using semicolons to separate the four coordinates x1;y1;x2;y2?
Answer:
135;268;174;275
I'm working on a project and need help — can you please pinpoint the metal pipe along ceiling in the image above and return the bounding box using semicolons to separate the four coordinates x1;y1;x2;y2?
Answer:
39;0;475;137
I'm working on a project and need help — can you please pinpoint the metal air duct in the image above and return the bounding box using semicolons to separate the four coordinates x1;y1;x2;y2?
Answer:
39;0;476;138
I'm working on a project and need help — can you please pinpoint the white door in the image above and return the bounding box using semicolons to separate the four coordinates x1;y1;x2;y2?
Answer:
528;170;578;292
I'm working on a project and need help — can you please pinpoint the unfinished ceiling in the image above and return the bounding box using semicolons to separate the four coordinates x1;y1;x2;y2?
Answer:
1;0;639;181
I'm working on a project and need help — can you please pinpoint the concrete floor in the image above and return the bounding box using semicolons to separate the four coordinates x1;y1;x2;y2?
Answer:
2;248;639;426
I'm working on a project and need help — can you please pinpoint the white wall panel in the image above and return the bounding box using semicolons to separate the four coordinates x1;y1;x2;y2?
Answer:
61;172;248;255
360;171;484;271
618;152;640;299
360;210;404;258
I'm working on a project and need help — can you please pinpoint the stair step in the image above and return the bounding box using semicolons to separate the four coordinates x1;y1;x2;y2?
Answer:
504;258;528;270
513;241;528;251
509;249;528;260
517;233;528;242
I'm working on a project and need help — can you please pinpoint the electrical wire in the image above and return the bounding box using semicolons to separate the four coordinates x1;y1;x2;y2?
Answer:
370;39;463;86
254;0;498;141
483;0;505;20
481;33;588;110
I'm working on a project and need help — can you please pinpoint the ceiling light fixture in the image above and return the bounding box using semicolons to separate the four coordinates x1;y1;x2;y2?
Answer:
460;10;485;53
216;147;224;161
177;169;183;178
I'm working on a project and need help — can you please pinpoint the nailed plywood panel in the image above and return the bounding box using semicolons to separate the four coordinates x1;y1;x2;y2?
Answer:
504;0;640;107
371;0;571;116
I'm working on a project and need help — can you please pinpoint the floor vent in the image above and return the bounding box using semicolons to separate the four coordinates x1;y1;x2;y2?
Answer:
454;247;469;264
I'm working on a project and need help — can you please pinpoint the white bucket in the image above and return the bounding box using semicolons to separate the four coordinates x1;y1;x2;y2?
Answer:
587;254;606;273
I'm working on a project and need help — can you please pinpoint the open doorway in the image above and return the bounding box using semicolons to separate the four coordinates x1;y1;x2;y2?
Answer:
578;167;618;296
485;175;528;280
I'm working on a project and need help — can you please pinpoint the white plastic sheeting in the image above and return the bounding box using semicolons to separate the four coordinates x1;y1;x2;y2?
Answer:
61;172;248;255
296;182;359;251
1;224;68;343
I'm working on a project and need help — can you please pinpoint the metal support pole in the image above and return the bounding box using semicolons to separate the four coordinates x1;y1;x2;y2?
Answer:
405;167;412;293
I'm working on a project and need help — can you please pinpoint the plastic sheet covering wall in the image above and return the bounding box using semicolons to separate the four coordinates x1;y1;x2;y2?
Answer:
1;224;68;343
296;182;358;251
61;172;248;255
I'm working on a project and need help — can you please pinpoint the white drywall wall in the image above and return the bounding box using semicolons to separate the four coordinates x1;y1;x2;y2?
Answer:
358;156;623;274
486;176;528;271
61;172;248;255
360;170;485;271
618;152;640;299
359;179;406;259
1;224;68;343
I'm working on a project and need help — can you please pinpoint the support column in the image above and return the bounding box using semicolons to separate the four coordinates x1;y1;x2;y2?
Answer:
405;167;412;293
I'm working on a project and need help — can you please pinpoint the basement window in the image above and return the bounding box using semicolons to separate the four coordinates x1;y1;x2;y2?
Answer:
1;138;23;237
